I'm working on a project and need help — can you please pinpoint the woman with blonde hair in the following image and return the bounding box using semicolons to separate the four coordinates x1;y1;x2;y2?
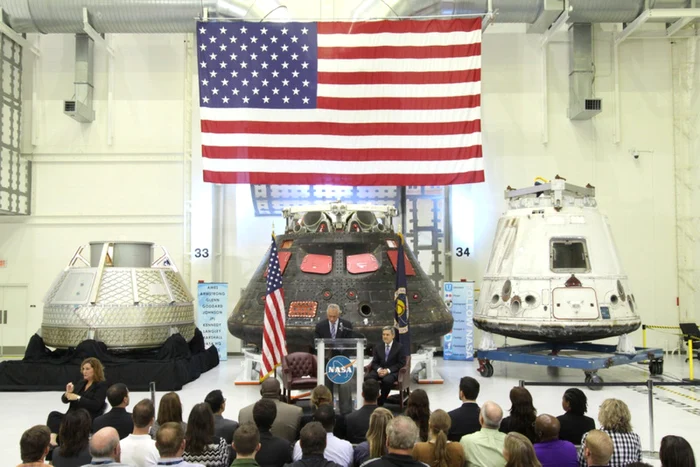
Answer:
412;409;465;467
504;432;542;467
578;399;642;466
354;408;393;466
299;385;346;438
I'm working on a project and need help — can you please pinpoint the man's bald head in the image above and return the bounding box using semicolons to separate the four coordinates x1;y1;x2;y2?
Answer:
480;401;503;429
90;427;121;461
536;414;560;441
261;377;281;398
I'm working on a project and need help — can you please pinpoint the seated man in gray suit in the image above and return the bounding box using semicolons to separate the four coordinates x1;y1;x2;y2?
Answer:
238;378;302;443
205;389;239;445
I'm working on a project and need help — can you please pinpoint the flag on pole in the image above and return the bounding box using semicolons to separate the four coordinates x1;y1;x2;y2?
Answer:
394;233;411;356
196;19;484;186
260;234;287;381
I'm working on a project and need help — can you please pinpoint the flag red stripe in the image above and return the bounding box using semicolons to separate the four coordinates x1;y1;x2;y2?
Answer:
317;43;481;60
317;94;480;111
317;19;481;35
318;69;480;85
204;170;485;185
202;120;481;136
202;146;483;161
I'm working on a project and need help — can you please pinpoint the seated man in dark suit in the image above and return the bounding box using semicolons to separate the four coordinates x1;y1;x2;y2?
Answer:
366;327;406;406
344;379;379;444
314;303;355;415
205;389;239;445
92;383;133;440
447;376;481;441
252;398;293;467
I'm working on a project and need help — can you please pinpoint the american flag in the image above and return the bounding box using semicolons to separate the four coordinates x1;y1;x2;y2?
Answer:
260;234;287;381
196;19;484;186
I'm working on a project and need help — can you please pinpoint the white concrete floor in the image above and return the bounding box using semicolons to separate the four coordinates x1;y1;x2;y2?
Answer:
3;353;699;465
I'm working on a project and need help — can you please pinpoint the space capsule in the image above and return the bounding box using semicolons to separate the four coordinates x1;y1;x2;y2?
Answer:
473;178;641;342
228;202;453;351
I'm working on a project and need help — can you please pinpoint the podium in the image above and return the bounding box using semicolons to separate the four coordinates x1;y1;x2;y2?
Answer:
315;338;366;411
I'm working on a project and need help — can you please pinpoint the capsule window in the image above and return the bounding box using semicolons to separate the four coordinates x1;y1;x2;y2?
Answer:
550;238;591;273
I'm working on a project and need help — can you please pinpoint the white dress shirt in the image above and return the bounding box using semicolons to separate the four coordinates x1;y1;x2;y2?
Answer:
293;432;354;467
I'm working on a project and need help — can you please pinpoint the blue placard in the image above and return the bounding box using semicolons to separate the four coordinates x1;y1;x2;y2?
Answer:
326;355;355;385
443;281;474;361
197;282;228;361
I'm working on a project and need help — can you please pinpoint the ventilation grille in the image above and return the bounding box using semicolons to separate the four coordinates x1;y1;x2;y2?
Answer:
585;99;602;111
64;101;76;112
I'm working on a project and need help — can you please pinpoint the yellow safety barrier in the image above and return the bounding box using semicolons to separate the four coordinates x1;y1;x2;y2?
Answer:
642;324;696;380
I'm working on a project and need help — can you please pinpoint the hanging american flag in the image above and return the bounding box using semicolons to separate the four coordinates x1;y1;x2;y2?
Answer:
260;234;287;381
196;19;484;186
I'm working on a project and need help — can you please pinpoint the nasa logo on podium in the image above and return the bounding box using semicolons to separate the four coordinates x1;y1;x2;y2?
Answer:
326;355;355;385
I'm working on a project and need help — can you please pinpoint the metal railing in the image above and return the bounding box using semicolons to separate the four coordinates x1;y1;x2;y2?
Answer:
518;378;700;455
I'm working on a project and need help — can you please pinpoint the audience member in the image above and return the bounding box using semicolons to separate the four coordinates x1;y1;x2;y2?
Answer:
460;400;507;467
557;389;596;445
366;326;406;406
156;422;205;467
85;427;130;466
18;425;51;467
533;414;577;467
239;378;303;443
353;408;392;466
183;402;230;467
252;398;293;467
659;435;696;467
579;399;641;467
361;415;428;467
293;405;352;467
406;389;431;442
230;423;261;467
52;409;92;467
150;392;188;439
299;385;346;440
503;432;542;467
345;379;379;444
205;389;239;446
626;464;653;467
500;387;538;444
47;357;108;445
283;422;342;467
412;409;465;467
120;398;159;467
92;383;133;440
447;376;481;442
580;430;613;467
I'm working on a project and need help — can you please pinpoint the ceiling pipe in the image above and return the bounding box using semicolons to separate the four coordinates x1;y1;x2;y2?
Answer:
0;0;289;34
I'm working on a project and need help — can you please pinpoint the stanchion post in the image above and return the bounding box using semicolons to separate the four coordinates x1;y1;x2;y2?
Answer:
647;379;655;453
689;338;694;380
642;324;647;348
519;380;525;388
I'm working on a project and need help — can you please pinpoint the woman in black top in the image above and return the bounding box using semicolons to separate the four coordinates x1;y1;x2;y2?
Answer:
557;388;596;445
46;357;108;445
51;408;92;467
499;387;538;444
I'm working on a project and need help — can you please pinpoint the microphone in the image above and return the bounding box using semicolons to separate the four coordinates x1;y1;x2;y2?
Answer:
339;321;344;333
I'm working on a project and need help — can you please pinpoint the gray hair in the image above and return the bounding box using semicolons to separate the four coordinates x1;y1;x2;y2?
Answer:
481;401;504;429
382;326;395;336
386;416;419;450
327;304;340;314
90;433;119;458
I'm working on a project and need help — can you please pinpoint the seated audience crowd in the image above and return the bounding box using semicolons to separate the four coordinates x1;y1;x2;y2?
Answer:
21;359;697;467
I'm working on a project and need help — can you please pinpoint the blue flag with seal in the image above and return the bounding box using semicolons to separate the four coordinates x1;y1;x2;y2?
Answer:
394;233;411;356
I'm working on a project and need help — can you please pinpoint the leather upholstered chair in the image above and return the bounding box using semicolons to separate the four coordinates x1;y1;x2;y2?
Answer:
282;352;318;403
364;355;411;409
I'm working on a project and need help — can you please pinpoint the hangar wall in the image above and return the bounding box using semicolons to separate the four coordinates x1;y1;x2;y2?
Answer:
0;0;693;352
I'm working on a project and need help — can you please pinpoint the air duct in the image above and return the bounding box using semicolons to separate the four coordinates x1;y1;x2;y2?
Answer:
64;34;95;123
0;0;289;34
568;23;601;120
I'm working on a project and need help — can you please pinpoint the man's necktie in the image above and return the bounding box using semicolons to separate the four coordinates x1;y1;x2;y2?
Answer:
385;344;390;360
331;323;336;339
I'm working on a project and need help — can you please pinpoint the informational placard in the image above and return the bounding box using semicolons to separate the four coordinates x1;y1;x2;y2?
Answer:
197;282;228;361
443;281;474;361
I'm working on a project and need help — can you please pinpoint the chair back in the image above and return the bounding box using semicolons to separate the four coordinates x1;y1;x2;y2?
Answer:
283;352;317;378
